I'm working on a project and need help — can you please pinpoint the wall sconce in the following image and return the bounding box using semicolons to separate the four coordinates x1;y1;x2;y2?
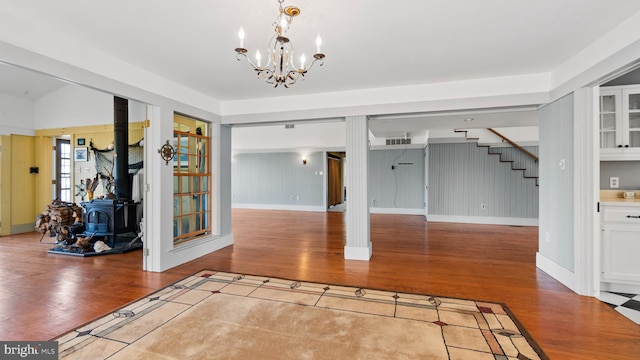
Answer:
302;156;307;165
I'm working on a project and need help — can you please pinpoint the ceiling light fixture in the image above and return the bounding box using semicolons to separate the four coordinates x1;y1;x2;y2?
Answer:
234;0;325;88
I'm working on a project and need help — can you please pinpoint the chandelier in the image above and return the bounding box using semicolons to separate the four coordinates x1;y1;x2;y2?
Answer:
234;0;325;88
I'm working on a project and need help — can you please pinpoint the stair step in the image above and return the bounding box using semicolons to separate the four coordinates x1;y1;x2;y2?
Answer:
455;128;538;187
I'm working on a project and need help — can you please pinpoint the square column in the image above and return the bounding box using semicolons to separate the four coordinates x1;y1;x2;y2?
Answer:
345;115;372;260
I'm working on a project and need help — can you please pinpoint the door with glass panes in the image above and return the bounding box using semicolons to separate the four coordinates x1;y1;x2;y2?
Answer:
173;114;211;245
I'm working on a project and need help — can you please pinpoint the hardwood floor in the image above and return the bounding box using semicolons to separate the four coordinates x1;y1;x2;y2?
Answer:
1;209;639;359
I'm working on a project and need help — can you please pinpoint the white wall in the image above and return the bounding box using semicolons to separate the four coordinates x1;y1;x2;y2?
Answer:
34;84;147;128
0;93;35;135
232;121;346;152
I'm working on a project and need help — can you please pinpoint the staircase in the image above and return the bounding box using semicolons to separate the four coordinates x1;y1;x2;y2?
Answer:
454;129;539;186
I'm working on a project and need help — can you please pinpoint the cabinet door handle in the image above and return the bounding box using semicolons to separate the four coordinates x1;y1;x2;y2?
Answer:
626;215;640;219
625;145;630;148
618;145;623;148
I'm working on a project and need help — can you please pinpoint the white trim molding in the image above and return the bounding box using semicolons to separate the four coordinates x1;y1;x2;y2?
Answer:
232;203;326;212
536;252;576;292
344;244;373;261
371;208;425;216
427;215;538;226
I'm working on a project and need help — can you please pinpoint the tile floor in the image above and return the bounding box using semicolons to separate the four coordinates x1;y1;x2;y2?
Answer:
598;292;640;325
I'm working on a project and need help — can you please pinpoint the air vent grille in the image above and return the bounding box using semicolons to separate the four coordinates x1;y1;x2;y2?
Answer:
386;138;411;145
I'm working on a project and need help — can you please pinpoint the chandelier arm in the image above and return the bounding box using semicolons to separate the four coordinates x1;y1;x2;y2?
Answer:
300;57;324;73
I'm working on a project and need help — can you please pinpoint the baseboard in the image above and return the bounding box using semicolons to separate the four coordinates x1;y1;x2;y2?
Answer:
11;223;37;234
160;233;234;272
427;215;538;226
536;252;577;293
344;243;373;261
600;282;640;294
370;208;425;215
232;203;326;212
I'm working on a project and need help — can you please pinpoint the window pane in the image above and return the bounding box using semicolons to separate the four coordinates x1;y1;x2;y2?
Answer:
173;196;180;213
630;130;640;147
61;190;71;202
202;212;209;229
601;131;616;148
202;194;209;211
181;195;191;213
189;155;198;172
601;114;616;130
182;177;190;193
629;113;640;130
181;216;191;235
629;94;640;111
192;177;201;193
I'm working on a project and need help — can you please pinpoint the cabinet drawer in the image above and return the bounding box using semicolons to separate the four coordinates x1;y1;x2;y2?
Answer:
603;207;640;223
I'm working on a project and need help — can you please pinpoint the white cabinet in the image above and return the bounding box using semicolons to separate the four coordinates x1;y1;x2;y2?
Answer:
601;204;640;285
600;86;640;160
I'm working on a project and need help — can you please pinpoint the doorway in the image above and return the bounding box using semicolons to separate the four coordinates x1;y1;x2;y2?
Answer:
327;152;345;211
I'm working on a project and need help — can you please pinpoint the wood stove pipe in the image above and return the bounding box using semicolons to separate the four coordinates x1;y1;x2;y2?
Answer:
113;96;130;200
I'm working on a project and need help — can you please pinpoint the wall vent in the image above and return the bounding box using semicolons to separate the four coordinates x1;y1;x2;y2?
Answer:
386;138;411;145
284;124;295;129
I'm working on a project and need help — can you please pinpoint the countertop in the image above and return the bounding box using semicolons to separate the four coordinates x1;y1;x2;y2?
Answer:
600;190;640;205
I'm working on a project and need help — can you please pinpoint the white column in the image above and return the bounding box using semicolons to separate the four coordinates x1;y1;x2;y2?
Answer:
573;86;599;296
344;115;372;260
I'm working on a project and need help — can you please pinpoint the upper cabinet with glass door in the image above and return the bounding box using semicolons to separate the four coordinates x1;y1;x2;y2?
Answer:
600;86;640;160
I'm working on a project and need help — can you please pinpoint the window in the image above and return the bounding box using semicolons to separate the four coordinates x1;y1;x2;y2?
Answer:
173;114;211;244
56;139;71;202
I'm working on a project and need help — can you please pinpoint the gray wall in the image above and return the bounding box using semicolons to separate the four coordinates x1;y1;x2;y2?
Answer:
369;148;424;209
220;125;232;235
428;143;539;218
600;161;640;189
232;152;324;206
538;93;574;272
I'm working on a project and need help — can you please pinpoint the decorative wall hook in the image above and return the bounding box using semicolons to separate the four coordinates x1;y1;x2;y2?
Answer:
158;140;175;165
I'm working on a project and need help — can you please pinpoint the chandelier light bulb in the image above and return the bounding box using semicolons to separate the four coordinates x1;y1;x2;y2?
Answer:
316;34;322;54
256;50;262;67
238;27;245;48
299;54;306;70
280;16;287;32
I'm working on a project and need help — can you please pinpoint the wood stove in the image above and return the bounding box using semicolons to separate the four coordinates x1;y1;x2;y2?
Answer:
80;96;139;248
81;199;138;247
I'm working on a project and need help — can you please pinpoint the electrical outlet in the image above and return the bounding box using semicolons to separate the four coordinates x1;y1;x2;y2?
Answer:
545;232;550;243
610;177;620;189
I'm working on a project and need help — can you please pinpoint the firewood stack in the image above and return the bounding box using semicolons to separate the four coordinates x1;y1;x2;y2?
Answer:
35;199;84;238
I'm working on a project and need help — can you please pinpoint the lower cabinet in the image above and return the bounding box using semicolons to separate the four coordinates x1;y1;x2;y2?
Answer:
601;204;640;288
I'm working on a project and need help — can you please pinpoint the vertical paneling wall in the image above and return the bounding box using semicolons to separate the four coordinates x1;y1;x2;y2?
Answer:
231;152;324;206
538;94;575;272
429;143;539;218
369;148;424;209
9;135;36;233
219;125;232;236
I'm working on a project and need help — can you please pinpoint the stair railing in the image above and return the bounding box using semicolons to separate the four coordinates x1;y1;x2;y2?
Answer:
487;128;538;163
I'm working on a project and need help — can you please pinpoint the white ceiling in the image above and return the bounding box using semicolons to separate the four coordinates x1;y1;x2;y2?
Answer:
2;0;640;139
0;62;67;100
